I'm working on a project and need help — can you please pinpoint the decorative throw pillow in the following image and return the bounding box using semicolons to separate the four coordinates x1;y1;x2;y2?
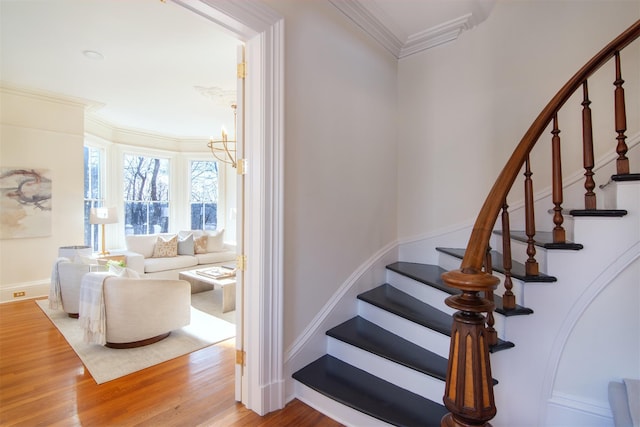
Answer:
179;230;202;239
152;235;178;258
177;233;195;255
206;228;225;252
109;266;140;278
194;235;208;254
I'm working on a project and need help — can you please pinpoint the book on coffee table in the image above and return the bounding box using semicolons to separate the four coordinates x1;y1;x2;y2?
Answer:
196;266;236;280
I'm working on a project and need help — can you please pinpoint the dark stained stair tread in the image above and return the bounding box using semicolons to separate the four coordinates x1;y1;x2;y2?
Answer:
292;355;448;427
386;262;533;316
569;209;627;217
327;316;449;381
358;284;452;336
436;247;557;283
494;231;583;250
612;173;640;182
358;284;514;353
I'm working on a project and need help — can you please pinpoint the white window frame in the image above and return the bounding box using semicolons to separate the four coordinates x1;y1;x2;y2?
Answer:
121;149;173;235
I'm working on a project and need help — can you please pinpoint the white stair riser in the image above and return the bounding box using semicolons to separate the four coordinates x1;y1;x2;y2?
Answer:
295;382;394;427
385;271;455;315
437;252;461;272
604;180;640;210
357;300;451;358
490;235;549;275
327;337;445;403
386;273;506;340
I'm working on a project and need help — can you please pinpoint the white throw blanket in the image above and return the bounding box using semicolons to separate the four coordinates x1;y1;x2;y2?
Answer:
48;257;69;310
78;272;113;345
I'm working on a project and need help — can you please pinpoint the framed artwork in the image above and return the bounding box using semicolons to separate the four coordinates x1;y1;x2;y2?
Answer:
0;168;52;239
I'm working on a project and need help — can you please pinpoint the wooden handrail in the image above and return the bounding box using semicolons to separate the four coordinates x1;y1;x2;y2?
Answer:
461;20;640;273
441;20;640;427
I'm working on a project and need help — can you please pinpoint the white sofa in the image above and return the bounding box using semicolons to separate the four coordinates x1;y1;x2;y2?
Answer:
116;229;236;280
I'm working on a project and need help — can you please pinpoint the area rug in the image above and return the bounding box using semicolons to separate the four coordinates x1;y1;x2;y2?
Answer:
35;299;235;384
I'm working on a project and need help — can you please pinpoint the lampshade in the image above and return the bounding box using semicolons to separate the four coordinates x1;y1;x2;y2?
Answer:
90;207;118;225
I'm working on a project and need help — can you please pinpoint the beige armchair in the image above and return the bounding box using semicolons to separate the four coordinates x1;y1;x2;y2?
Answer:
80;273;191;348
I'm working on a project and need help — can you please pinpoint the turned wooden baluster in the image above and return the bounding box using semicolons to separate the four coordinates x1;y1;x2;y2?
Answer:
441;270;498;427
524;155;539;276
501;201;516;310
483;247;498;346
551;113;566;243
582;81;597;210
613;51;629;175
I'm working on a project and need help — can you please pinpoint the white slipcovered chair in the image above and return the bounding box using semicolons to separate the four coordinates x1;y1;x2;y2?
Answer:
80;272;191;348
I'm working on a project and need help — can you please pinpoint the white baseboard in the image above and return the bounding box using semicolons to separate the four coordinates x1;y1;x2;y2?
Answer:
0;280;48;303
546;392;613;427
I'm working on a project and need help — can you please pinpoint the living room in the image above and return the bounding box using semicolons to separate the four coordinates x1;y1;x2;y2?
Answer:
0;0;242;301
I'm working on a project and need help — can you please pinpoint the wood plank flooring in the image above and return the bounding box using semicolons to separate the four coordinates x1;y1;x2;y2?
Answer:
0;298;342;426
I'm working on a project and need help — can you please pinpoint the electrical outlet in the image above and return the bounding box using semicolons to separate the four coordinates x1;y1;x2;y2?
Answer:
13;291;26;298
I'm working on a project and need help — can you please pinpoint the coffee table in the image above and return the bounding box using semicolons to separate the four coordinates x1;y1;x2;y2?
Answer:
179;268;237;313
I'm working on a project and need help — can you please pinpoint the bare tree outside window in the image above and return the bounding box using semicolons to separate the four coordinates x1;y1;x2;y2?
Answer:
190;160;218;230
123;154;170;235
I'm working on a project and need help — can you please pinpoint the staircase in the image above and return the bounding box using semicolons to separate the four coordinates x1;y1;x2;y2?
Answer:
292;261;523;426
292;174;638;426
292;20;640;427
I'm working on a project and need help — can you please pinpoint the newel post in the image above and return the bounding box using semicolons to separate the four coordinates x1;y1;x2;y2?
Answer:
441;269;499;427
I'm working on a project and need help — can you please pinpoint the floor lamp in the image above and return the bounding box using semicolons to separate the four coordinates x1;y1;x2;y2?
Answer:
90;207;118;256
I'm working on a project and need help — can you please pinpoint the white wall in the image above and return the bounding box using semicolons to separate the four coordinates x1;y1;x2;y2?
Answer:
397;1;640;242
0;87;85;300
262;0;399;349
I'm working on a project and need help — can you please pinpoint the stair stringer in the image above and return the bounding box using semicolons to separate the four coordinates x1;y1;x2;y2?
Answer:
543;244;640;426
488;190;639;426
284;241;400;402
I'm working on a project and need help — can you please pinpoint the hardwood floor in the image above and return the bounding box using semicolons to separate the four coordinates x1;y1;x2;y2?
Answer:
0;298;342;426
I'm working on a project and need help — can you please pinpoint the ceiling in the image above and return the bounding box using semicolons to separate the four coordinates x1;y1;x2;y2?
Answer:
0;0;492;140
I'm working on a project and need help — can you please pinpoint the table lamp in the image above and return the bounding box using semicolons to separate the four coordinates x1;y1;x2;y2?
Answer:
90;207;118;256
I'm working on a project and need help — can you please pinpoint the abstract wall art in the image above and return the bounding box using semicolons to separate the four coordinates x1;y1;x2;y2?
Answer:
0;168;52;239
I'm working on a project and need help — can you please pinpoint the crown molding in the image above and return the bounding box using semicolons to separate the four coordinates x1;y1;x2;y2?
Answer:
329;0;488;59
0;82;104;111
328;0;403;58
400;13;473;58
84;114;210;152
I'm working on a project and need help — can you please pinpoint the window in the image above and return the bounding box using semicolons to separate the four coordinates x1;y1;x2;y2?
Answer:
123;154;170;235
190;160;219;230
83;145;104;251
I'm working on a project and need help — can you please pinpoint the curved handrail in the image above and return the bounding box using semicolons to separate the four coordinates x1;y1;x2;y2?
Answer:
461;20;640;272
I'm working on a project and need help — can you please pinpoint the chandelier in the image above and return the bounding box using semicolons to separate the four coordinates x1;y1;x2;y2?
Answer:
208;103;238;168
